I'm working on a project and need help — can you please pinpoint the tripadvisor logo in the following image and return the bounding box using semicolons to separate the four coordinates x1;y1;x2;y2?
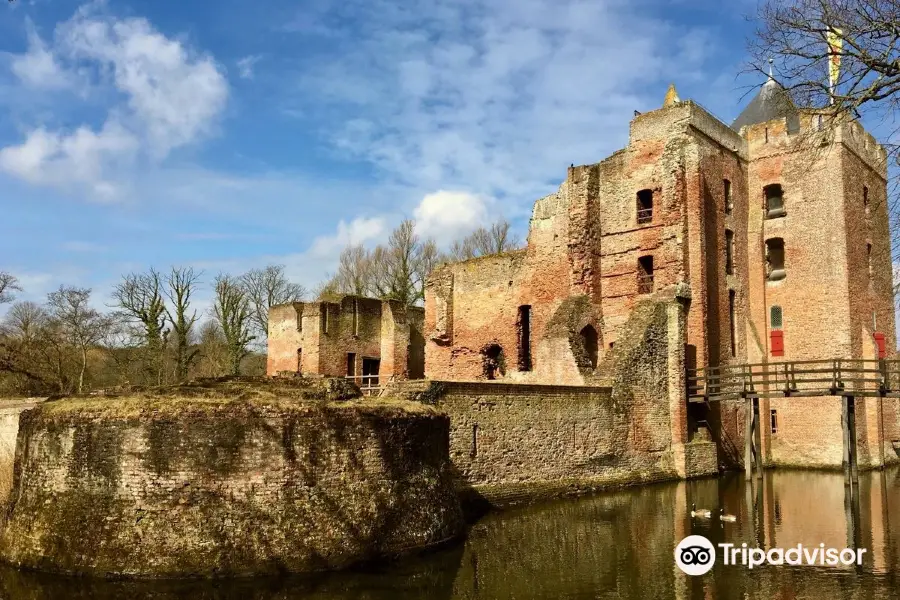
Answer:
675;535;868;576
675;535;716;576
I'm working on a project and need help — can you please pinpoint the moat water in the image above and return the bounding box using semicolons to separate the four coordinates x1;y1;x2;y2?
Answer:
3;468;900;599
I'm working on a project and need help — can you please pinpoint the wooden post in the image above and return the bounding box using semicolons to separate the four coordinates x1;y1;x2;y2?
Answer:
745;396;754;480
754;397;763;479
842;396;851;486
848;396;859;482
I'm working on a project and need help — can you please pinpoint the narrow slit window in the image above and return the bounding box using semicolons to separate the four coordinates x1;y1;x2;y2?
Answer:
724;179;733;214
637;255;654;294
771;410;778;434
296;348;302;374
725;229;734;275
471;424;478;458
637;189;654;224
352;298;359;336
321;305;329;334
868;243;873;278
864;186;870;216
517;305;532;372
764;184;785;218
729;290;737;358
766;238;785;281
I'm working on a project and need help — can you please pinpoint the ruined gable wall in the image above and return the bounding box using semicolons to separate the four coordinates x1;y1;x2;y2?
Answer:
266;303;304;375
316;297;384;378
425;177;589;384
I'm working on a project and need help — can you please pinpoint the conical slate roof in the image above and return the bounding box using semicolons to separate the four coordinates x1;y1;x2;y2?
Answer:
731;77;796;131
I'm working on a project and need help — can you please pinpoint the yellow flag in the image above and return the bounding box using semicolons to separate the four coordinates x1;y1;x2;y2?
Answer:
828;28;843;94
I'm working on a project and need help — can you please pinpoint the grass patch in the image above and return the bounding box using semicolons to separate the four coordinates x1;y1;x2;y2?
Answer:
35;376;438;419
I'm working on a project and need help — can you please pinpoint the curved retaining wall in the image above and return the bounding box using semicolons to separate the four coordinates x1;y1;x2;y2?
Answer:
0;398;463;578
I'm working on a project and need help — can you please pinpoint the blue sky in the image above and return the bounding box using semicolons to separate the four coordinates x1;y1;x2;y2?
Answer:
0;0;764;312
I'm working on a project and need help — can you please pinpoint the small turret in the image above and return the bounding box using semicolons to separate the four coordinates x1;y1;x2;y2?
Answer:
663;84;680;107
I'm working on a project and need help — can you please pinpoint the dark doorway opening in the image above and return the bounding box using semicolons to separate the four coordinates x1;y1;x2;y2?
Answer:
579;325;599;370
482;345;505;380
362;357;380;387
346;352;356;377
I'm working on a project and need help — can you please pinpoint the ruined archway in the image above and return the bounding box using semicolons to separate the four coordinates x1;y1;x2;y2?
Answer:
481;344;506;380
579;325;599;370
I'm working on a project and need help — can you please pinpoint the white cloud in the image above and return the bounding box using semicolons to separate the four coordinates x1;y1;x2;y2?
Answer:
0;122;137;200
413;190;488;245
308;216;389;257
236;55;261;79
0;6;229;198
11;23;71;90
290;0;721;215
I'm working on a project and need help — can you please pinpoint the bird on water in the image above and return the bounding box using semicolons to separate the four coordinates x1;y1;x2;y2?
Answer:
691;503;712;519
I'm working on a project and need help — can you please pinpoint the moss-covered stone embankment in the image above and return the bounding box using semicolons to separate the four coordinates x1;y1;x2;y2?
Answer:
0;377;464;578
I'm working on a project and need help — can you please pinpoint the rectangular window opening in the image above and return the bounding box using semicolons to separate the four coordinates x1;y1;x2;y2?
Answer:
637;189;654;224
471;423;478;458
321;305;330;334
729;290;737;358
724;179;733;214
766;238;785;281
864;186;870;216
764;184;785;218
296;348;302;374
517;305;532;372
637;255;654;294
725;229;734;275
771;409;778;434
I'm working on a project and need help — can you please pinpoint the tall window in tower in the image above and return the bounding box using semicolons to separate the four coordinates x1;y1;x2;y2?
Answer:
724;179;733;214
766;238;786;281
764;184;785;218
729;290;737;358
517;305;532;372
864;186;870;216
725;229;734;275
637;189;654;224
637;255;654;294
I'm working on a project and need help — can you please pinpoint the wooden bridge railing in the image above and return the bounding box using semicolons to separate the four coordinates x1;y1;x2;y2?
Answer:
687;359;900;402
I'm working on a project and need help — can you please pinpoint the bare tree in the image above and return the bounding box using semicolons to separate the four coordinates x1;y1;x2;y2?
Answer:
193;320;229;378
0;301;51;391
111;269;168;384
212;274;255;376
240;265;306;338
0;272;21;304
449;219;522;260
369;220;439;307
47;286;112;394
165;267;202;381
748;0;900;273
327;245;373;297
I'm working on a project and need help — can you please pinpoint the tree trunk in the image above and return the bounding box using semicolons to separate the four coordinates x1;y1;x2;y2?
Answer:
78;344;87;394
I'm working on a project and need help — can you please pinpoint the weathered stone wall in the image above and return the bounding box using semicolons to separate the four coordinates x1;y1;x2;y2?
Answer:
0;396;463;578
408;296;716;507
0;400;42;454
267;298;425;382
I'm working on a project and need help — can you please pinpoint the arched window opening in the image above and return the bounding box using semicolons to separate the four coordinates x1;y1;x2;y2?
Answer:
764;184;785;219
482;344;506;380
580;325;599;370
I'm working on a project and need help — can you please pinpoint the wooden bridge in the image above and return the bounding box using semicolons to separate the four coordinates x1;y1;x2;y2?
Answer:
687;359;900;481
